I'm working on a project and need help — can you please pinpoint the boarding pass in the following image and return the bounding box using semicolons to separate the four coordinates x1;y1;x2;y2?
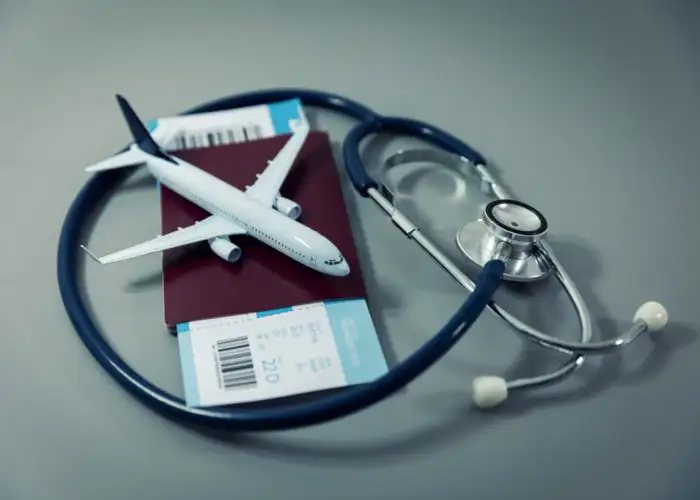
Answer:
146;98;305;151
177;300;388;407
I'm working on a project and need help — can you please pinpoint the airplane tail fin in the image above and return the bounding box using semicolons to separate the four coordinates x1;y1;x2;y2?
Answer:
116;94;160;156
115;94;176;164
84;94;176;173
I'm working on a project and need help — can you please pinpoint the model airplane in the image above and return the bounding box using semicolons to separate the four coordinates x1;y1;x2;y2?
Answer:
80;94;350;277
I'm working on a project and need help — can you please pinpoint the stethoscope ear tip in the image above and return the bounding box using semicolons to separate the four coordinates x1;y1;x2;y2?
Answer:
634;301;669;332
472;376;508;409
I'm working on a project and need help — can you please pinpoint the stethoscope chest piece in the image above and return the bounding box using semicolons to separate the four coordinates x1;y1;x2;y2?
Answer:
456;199;551;282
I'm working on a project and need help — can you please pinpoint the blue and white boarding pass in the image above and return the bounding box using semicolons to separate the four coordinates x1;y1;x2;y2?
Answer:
146;98;305;151
177;299;388;407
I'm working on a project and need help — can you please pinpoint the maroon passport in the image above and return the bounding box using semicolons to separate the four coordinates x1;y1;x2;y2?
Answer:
160;132;367;331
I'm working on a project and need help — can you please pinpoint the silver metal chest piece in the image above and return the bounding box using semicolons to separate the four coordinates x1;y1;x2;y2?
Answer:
456;199;551;282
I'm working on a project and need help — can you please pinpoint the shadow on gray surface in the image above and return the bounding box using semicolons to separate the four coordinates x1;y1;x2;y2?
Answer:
504;234;604;330
432;234;604;377
125;271;163;290
70;167;143;340
491;319;696;410
123;242;207;291
615;320;697;385
119;171;157;191
179;317;694;466
181;356;623;466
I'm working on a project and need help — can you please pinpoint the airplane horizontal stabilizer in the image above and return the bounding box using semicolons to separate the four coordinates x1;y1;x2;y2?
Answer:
85;148;144;172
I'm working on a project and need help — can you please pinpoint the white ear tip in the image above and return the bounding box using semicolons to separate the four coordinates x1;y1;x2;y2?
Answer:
633;301;668;332
472;376;508;409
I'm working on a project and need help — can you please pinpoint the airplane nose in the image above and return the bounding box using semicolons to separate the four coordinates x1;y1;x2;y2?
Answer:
336;261;350;276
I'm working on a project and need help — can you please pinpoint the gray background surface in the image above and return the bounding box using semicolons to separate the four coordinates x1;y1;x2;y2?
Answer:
1;1;699;499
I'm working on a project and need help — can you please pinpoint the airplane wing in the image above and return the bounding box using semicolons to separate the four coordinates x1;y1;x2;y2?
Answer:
244;120;310;206
82;215;246;264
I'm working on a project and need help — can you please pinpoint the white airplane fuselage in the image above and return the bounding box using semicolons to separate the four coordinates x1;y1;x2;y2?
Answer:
147;154;350;276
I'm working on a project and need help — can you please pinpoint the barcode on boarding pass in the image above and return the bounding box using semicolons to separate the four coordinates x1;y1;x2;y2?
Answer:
171;124;265;150
214;336;257;390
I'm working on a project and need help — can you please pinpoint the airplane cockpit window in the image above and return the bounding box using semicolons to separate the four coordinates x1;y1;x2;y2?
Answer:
324;256;344;266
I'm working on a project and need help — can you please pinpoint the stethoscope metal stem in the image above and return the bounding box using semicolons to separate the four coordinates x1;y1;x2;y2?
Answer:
367;187;478;295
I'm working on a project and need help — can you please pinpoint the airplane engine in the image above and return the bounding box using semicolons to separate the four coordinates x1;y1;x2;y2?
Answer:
273;196;302;220
208;236;242;263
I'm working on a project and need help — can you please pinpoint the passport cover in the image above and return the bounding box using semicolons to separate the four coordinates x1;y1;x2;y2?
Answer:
161;132;367;331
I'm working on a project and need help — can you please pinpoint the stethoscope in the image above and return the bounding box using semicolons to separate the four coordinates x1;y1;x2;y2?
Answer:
57;88;669;430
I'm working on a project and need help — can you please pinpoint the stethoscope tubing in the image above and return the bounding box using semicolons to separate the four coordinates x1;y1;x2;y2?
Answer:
57;87;658;423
